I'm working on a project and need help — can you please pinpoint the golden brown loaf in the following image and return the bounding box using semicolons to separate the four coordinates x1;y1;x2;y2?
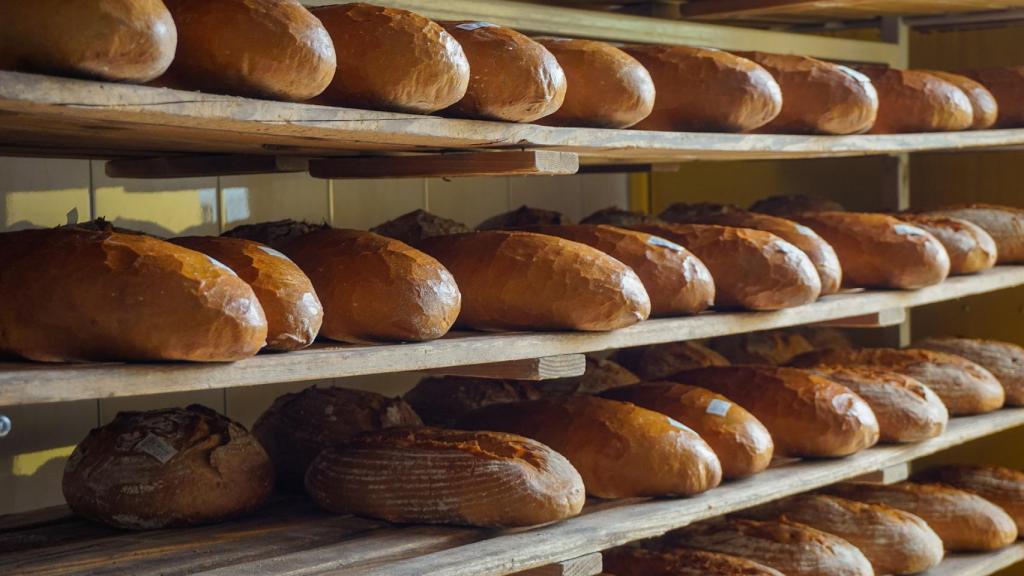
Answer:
535;37;655;128
709;330;815;366
659;203;843;295
418;231;650;331
305;427;585;527
737;52;879;135
744;494;944;575
582;207;666;227
0;227;267;362
403;376;540;427
476;205;571;230
280;228;460;343
750;194;847;216
603;546;784;576
601;382;774;479
808;366;948;443
63;405;273;529
0;0;176;82
170;236;322;351
440;22;566;122
629;223;822;310
458;396;722;498
791;347;1005;415
859;66;974;133
371;209;471;245
665;518;874;576
669;366;880;458
612;341;730;381
252;386;422;490
223;219;330;250
917;465;1024;533
923;203;1024;263
311;3;469;113
826;481;1019;552
624;45;782;132
916;337;1024;405
787;211;951;289
894;213;998;275
541;356;641;396
964;67;1024;127
926;70;999;129
159;0;336;101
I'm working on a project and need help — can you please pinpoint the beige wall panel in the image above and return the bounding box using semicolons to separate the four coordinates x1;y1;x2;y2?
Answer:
579;173;630;217
331;178;425;230
0;157;90;230
508;176;583;221
426;177;511;228
220;173;330;231
92;161;218;237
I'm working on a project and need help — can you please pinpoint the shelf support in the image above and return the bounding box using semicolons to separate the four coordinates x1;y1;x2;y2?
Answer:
814;307;907;328
419;354;587;381
512;553;603;576
105;155;308;179
309;151;579;179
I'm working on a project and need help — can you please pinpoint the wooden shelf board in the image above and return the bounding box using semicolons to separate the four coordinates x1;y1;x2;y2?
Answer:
923;543;1024;576
2;266;1022;407
2;409;1022;576
679;0;1024;21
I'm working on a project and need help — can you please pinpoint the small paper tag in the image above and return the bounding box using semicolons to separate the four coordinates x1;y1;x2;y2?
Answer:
135;434;178;464
647;236;683;251
706;399;732;417
456;21;496;31
258;245;292;261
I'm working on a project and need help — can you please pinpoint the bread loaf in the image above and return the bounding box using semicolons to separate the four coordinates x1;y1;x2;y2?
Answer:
623;45;782;132
252;386;422;490
916;337;1024;405
305;427;585;527
582;207;665;227
404;377;539;427
826;481;1019;551
541;356;640;396
737;52;878;135
808;366;948;443
223;219;330;250
926;70;999;129
628;223;822;310
750;194;846;216
0;227;267;362
160;0;336;101
664;518;874;576
418;231;650;331
535;38;655;128
964;67;1024;127
170;236;322;351
371;209;471;245
477;205;571;230
787;212;951;289
440;22;566;122
709;330;815;365
858;67;974;133
924;204;1024;263
603;546;783;576
791;347;1005;415
894;214;998;275
670;366;880;457
312;3;469;113
744;494;944;575
458;396;722;498
797;326;854;350
63;405;273;529
0;0;176;82
612;341;730;381
659;203;843;295
601;382;774;478
917;465;1024;533
280;228;460;343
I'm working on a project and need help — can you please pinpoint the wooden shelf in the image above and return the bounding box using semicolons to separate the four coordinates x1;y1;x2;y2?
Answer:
924;543;1024;576
679;0;1024;22
2;409;1022;576
2;266;1022;407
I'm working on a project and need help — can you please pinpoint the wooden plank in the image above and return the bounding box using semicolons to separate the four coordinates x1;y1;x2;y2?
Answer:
921;543;1024;576
105;155;308;179
680;0;1024;21
419;355;587;381
849;462;910;484
813;307;906;328
2;266;1023;407
308;152;579;179
511;554;603;576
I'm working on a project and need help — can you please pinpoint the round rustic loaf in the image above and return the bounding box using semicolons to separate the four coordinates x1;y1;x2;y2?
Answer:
404;376;540;427
916;337;1024;405
858;66;973;133
708;330;815;365
612;341;729;381
964;67;1024;127
603;546;784;576
895;213;998;275
917;464;1024;533
927;70;999;129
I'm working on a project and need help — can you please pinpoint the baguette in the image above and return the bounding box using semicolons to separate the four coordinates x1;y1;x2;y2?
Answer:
708;330;815;365
612;341;730;381
894;213;998;275
917;464;1024;533
858;66;973;133
923;203;1024;263
603;546;783;576
926;70;999;129
964;67;1024;127
916;337;1024;405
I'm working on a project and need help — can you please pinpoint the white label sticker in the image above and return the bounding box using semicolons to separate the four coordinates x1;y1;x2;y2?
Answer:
456;21;497;31
706;399;732;417
258;245;292;261
894;224;927;236
135;434;178;464
647;236;684;252
206;255;238;276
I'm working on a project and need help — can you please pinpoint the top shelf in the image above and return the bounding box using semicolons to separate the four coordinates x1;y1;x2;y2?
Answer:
677;0;1024;22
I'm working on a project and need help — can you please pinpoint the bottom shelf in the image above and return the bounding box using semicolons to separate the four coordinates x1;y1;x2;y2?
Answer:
925;543;1024;576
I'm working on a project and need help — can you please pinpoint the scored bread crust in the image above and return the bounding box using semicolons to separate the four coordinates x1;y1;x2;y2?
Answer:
923;203;1024;263
612;341;730;381
917;337;1024;405
926;70;999;129
917;464;1024;534
603;546;784;576
894;213;998;275
708;330;816;366
404;376;541;428
858;67;973;133
964;67;1024;127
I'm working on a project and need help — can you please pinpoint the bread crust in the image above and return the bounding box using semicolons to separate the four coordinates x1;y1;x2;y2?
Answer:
709;330;815;365
924;203;1024;263
404;376;540;427
927;70;999;129
964;67;1024;127
750;194;846;216
371;209;471;245
917;337;1024;405
603;546;783;576
612;341;730;381
895;213;998;275
917;464;1024;534
859;67;973;133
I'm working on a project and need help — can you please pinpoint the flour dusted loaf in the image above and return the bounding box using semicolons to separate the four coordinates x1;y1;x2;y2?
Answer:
927;70;999;129
917;464;1024;533
170;236;322;351
670;366;879;457
63;405;273;529
895;213;998;275
612;341;729;381
924;203;1024;263
603;546;783;576
708;330;815;366
859;66;974;133
0;226;267;362
916;337;1024;405
458;396;722;498
418;231;650;331
965;66;1024;127
305;427;585;527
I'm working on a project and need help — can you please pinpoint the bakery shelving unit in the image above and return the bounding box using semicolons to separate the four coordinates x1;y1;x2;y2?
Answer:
2;1;1024;576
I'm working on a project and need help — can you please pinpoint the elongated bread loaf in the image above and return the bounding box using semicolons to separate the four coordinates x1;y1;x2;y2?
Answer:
170;236;322;351
624;45;782;132
280;229;460;343
737;52;879;135
305;427;585;527
827;481;1019;551
791;347;1005;415
372;209;471;245
916;337;1024;405
603;546;784;576
797;326;854;350
750;194;847;216
404;377;539;427
787;212;950;289
612;341;730;381
419;231;650;331
917;465;1024;533
858;67;973;133
895;214;998;275
0;227;267;362
223;219;331;249
964;67;1024;127
924;203;1024;263
660;203;843;295
927;70;999;129
669;366;879;457
582;207;666;227
252;387;422;490
808;366;948;442
63;405;273;529
602;382;774;479
709;330;815;365
477;205;571;230
744;494;944;575
458;396;722;498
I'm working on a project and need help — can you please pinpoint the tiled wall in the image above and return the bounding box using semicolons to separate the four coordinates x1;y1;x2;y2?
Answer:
0;156;628;514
